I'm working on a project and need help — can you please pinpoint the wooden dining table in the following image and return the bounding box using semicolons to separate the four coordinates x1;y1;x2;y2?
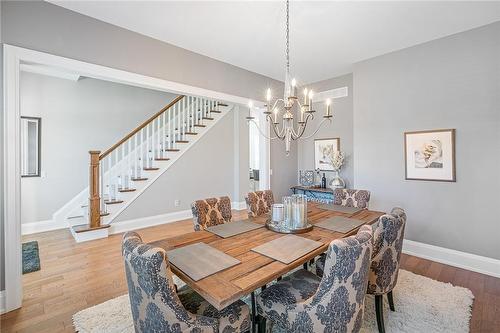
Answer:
150;203;385;312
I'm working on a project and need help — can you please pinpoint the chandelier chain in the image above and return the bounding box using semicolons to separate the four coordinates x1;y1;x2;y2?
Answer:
285;0;290;72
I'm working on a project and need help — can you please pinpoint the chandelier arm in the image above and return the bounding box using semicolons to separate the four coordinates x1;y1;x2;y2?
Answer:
247;119;279;140
290;122;302;139
299;118;333;140
268;118;286;139
292;112;313;139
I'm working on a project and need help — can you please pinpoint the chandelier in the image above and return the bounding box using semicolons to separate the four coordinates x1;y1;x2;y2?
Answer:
247;0;332;155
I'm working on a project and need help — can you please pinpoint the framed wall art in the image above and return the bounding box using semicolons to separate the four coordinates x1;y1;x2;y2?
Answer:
314;138;340;171
404;129;456;182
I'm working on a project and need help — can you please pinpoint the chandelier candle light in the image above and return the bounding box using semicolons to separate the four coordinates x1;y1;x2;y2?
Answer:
247;0;333;155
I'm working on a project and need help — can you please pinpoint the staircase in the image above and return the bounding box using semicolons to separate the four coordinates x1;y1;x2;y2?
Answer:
56;94;233;242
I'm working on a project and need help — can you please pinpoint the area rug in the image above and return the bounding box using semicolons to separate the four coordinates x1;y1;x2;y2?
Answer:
22;240;41;274
73;270;474;333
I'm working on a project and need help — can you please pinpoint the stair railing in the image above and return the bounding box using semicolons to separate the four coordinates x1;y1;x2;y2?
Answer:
87;94;222;229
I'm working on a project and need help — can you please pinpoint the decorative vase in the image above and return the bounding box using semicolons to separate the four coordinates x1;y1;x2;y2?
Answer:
329;170;345;189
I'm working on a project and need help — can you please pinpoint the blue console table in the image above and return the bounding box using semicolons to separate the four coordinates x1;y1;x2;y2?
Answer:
291;185;335;204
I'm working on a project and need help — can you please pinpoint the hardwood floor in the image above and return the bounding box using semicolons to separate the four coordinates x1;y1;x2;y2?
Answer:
1;210;499;332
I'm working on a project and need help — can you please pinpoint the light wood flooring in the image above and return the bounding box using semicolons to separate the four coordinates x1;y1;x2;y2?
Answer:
1;210;499;332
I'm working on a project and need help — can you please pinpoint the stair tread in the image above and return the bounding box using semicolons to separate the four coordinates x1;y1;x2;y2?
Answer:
105;200;124;205
155;157;170;161
210;110;222;113
144;167;160;171
185;132;198;135
176;140;189;143
131;177;148;181
194;124;206;127
72;224;111;233
164;149;180;152
118;188;136;193
202;117;214;120
217;103;228;107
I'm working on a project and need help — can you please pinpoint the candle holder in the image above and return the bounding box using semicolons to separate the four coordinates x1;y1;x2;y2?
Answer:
266;194;313;234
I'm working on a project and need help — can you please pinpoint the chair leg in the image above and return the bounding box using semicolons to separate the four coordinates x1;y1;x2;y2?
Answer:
303;262;308;270
257;315;267;333
375;295;385;333
251;292;257;333
387;291;395;312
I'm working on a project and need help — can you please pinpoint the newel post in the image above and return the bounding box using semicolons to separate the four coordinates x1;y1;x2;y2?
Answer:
89;151;101;228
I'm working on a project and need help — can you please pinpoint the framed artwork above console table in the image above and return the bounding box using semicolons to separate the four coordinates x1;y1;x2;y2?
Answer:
291;185;335;204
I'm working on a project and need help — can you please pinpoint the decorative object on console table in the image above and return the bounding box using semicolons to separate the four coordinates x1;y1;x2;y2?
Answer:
404;129;456;182
321;173;327;188
299;170;315;186
328;150;346;189
290;185;334;204
314;137;340;171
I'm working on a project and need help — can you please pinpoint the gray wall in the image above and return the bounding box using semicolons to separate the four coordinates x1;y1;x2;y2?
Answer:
1;0;285;291
19;72;176;224
270;139;298;202
116;108;249;222
298;74;354;188
1;1;283;101
353;22;500;259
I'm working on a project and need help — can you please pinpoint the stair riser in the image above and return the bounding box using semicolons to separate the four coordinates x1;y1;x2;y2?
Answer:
65;104;231;235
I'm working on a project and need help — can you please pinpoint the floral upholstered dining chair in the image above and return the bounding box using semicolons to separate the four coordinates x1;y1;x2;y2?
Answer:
368;207;407;333
256;225;373;333
245;190;274;218
191;196;232;231
122;231;251;333
333;188;371;209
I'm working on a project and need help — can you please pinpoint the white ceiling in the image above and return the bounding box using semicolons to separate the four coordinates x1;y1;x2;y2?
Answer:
49;1;500;84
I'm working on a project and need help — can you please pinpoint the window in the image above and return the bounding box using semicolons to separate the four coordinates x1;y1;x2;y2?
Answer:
21;117;41;177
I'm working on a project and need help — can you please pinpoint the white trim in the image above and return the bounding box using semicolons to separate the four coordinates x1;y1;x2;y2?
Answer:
403;239;500;278
21;219;67;235
109;210;193;235
71;227;109;243
2;44;266;313
0;290;6;314
6;44;261;106
313;86;349;102
109;201;247;235
232;201;247;210
3;44;23;313
100;106;233;225
20;63;80;81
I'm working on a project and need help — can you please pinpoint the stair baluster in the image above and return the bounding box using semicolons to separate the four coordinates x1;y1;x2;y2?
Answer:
85;95;234;230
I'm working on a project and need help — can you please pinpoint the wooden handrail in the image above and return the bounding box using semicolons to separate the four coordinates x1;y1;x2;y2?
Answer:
99;95;185;160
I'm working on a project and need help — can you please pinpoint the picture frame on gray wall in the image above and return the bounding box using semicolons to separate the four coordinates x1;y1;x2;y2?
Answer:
314;137;340;171
404;129;456;182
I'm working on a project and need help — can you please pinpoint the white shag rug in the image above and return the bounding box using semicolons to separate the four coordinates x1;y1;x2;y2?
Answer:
73;270;473;333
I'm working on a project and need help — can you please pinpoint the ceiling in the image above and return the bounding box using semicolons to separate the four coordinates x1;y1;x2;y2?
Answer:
49;1;500;84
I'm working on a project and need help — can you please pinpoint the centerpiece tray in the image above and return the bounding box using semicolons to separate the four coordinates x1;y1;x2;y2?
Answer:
265;218;313;234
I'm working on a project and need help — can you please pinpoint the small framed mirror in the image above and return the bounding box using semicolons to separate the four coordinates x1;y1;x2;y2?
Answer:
21;116;41;177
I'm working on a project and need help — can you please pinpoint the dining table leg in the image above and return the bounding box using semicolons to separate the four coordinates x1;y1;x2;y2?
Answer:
251;291;257;333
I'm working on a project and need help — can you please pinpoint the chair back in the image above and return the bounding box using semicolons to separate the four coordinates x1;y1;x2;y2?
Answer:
368;207;407;295
306;225;373;333
245;190;274;218
191;196;232;231
121;232;218;332
333;189;371;209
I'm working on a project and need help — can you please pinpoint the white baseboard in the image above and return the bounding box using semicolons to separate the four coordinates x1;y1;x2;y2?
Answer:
21;219;68;235
0;290;5;314
232;201;247;210
109;209;192;234
109;202;247;235
403;239;500;278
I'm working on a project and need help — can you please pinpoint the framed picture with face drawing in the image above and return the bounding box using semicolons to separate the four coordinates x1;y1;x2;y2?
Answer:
404;129;456;182
314;138;340;171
